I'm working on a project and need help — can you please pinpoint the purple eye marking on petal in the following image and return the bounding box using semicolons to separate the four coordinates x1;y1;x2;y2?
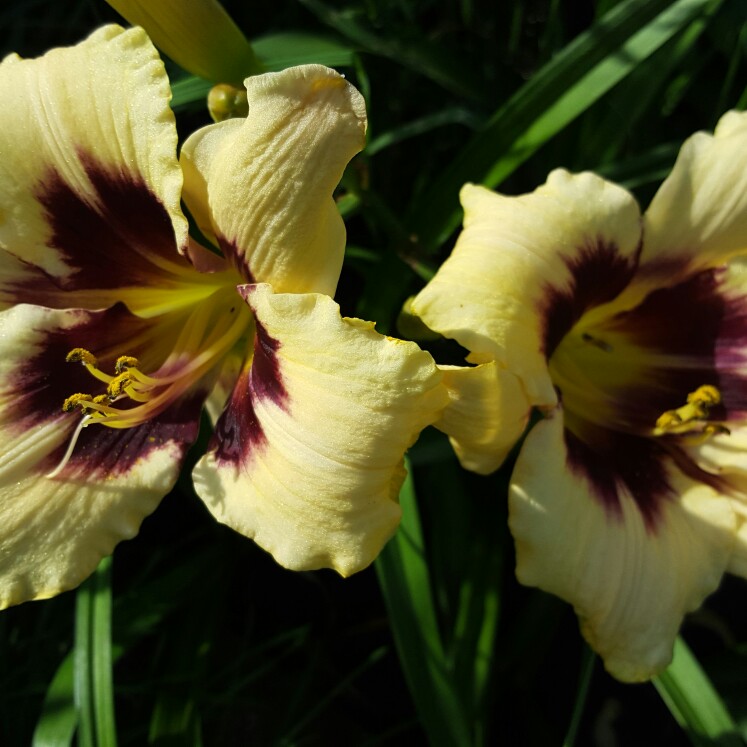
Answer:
715;278;747;418
565;425;730;533
601;268;747;421
57;389;204;479
8;151;190;305
564;427;672;531
8;304;204;478
211;319;288;465
217;236;255;284
605;269;723;356
541;238;639;358
249;320;286;405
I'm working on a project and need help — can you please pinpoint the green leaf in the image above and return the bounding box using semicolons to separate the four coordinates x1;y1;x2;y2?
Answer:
412;436;504;728
375;459;472;747
562;646;596;747
654;636;742;746
170;77;212;111
408;0;721;251
278;647;387;745
366;107;482;157
252;31;355;71
578;0;722;167
170;32;356;111
74;556;117;747
299;0;483;100
34;546;224;747
596;142;680;190
31;655;77;747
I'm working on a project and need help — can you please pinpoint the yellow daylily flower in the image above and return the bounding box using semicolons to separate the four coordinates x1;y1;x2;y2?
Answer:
105;0;263;82
0;26;446;609
411;111;747;682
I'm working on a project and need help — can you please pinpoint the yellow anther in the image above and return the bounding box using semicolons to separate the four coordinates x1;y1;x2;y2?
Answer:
115;356;140;374
687;384;721;407
66;348;97;367
62;393;93;413
107;371;134;399
92;394;110;406
654;384;725;439
655;410;682;430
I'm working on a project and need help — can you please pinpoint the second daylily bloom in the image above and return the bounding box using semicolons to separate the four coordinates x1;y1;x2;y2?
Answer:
411;111;747;682
0;26;446;609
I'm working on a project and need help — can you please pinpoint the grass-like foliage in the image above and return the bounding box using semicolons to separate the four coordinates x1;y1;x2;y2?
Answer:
2;0;747;744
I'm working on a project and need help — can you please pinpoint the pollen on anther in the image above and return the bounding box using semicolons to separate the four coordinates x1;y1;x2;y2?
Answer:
655;410;682;430
66;347;97;366
62;393;93;413
115;355;139;374
654;384;726;439
107;371;134;399
688;384;721;406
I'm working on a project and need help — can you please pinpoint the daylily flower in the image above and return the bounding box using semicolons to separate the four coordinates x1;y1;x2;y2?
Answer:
0;25;446;609
410;110;747;682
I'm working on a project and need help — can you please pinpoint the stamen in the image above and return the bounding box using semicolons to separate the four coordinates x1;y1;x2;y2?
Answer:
63;393;119;418
65;346;113;384
115;356;139;374
679;424;731;446
688;384;721;406
107;371;136;400
654;384;726;439
66;348;97;366
62;393;93;413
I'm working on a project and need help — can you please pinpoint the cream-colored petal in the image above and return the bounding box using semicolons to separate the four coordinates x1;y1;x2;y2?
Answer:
691;426;747;479
688;429;747;579
0;25;191;307
509;412;736;682
0;450;177;610
180;119;243;248
106;0;262;83
724;490;747;578
180;65;367;294
642;110;747;281
0;304;202;608
411;171;642;407
435;362;530;475
193;284;447;576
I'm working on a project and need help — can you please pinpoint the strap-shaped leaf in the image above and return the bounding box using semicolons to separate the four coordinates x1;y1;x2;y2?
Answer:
74;557;117;747
407;0;721;251
375;459;472;746
654;636;742;747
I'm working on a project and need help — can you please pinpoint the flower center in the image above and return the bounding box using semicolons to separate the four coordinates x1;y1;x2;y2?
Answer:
49;288;252;477
549;321;728;445
549;325;646;435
